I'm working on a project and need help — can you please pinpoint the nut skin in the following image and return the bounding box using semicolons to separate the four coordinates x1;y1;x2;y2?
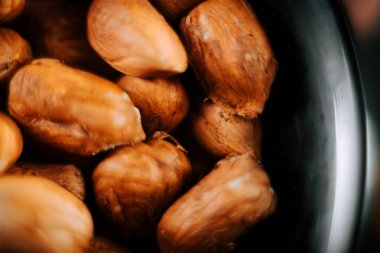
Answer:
117;75;189;134
0;28;32;84
150;0;203;23
0;175;94;253
157;153;276;253
181;0;277;118
8;58;146;156
87;0;188;78
191;100;262;160
0;0;25;22
0;111;23;174
8;163;86;200
93;131;191;240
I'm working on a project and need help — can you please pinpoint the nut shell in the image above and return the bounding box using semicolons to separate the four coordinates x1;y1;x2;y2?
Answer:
87;0;188;77
0;111;23;174
0;175;94;253
8;58;145;156
0;0;25;22
0;28;32;84
192;101;262;159
93;132;191;240
157;153;276;253
181;0;277;118
117;75;189;134
8;163;86;200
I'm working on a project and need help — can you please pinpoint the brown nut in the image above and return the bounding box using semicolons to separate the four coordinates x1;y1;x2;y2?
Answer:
117;75;189;134
0;111;23;174
150;0;203;23
181;0;277;118
0;0;24;22
25;1;117;79
8;58;146;156
157;153;276;253
87;0;188;77
8;163;86;200
191;100;262;160
93;132;191;240
0;28;32;84
0;175;94;253
86;236;133;253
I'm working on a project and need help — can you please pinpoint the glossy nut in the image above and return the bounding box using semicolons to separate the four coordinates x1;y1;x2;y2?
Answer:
0;0;25;22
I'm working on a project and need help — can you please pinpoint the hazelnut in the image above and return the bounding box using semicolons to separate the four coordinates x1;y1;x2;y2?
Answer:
8;58;146;156
0;0;25;22
181;0;277;118
117;75;189;134
0;111;23;174
8;163;86;200
0;175;94;253
93;131;191;240
87;0;188;77
157;153;276;253
0;28;32;84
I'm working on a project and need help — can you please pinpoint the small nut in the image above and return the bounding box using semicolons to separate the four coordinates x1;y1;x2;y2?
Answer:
93;132;191;240
0;28;32;84
87;0;188;77
0;175;94;253
157;153;276;253
117;75;189;134
8;58;146;156
181;0;277;118
0;111;23;174
191;100;262;160
0;0;25;22
8;163;86;200
150;0;203;22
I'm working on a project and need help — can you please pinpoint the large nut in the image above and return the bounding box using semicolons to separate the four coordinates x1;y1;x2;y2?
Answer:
93;132;191;240
87;0;188;77
191;100;262;160
157;153;276;253
0;111;23;174
117;75;189;134
8;163;86;200
0;0;25;22
0;28;32;84
181;0;277;118
0;175;94;253
8;58;146;156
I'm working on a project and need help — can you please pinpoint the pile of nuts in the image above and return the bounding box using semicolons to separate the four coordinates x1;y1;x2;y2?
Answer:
0;0;278;252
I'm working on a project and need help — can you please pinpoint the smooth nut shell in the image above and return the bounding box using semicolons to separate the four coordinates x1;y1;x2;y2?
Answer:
181;0;277;118
117;75;189;134
93;132;191;240
8;58;145;156
157;153;276;253
150;0;203;22
0;0;25;22
192;101;262;159
0;175;94;253
8;163;86;200
0;111;23;174
87;0;188;77
0;28;32;84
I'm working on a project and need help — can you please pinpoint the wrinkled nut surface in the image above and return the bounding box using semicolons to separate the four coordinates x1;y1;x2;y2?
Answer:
8;163;86;200
93;132;191;240
117;75;189;134
150;0;203;22
0;0;25;22
0;28;32;84
192;100;262;159
0;175;94;253
86;236;133;253
26;1;116;78
0;111;23;174
87;0;188;77
181;0;277;118
157;153;276;253
8;58;145;156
